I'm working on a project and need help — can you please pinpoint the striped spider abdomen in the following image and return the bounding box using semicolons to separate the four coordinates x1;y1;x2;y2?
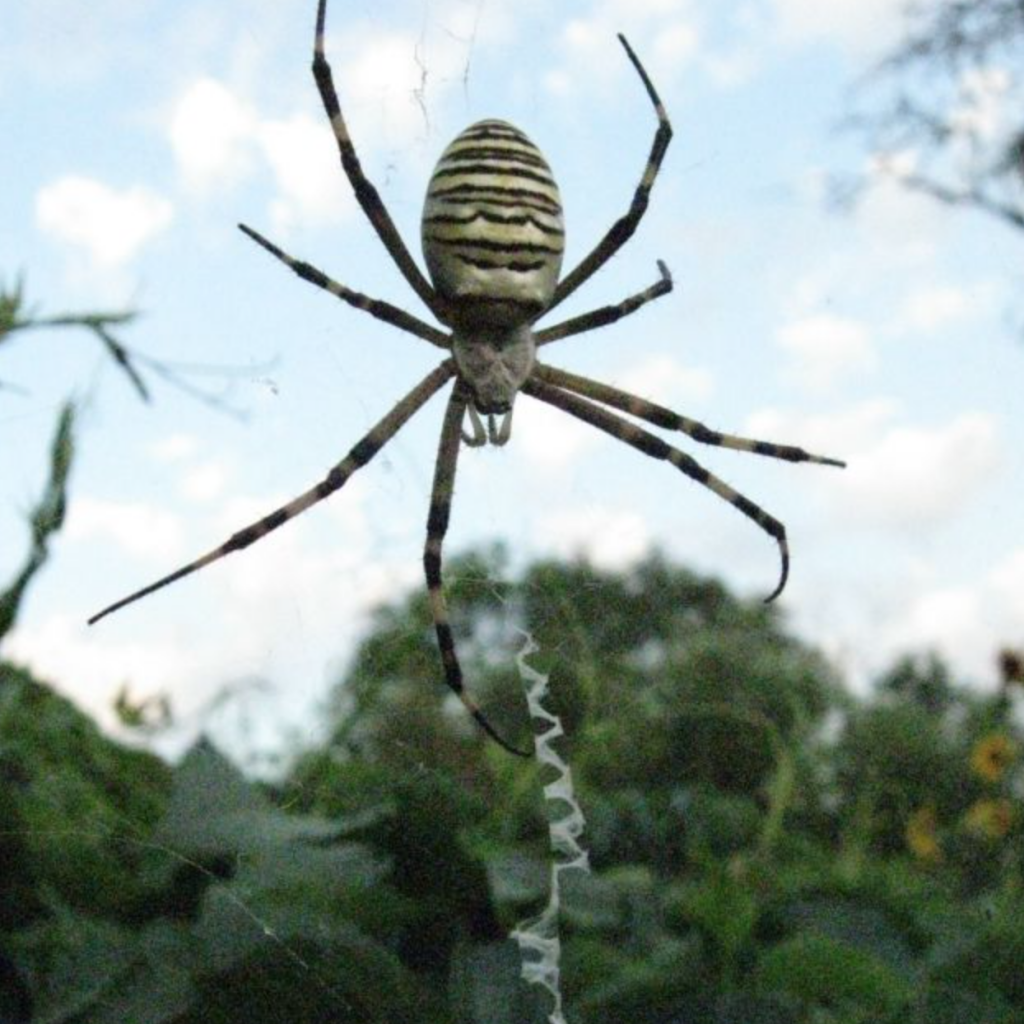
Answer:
422;119;565;332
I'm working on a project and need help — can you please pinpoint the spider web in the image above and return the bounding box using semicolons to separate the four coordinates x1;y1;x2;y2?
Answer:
510;633;590;1024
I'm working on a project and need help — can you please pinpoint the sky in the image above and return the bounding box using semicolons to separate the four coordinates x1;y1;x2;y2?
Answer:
2;0;1022;762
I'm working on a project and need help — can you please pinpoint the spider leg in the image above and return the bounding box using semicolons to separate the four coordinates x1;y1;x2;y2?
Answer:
545;36;673;315
425;384;531;757
522;376;791;602
536;261;673;345
533;364;846;468
239;225;450;349
313;0;447;323
89;360;456;625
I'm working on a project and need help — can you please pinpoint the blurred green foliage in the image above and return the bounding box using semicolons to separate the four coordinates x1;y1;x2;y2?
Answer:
0;404;75;644
1;550;1022;1023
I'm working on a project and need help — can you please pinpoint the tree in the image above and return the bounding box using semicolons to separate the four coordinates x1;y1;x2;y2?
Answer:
4;550;1024;1023
312;548;840;799
844;0;1024;235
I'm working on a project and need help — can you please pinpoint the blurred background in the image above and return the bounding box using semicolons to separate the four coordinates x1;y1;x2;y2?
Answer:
1;1;1022;1021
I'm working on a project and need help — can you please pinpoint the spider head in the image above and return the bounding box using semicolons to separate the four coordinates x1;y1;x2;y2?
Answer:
452;323;536;415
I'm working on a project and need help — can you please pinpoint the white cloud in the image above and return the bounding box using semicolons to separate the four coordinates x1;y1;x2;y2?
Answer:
36;176;173;269
889;280;998;337
855;178;948;266
871;547;1024;686
703;48;759;89
207;472;374;569
543;70;573;96
950;66;1013;143
652;23;700;67
152;434;200;463
614;353;714;406
3;612;202;734
776;313;876;393
179;461;228;503
894;284;976;333
538;504;652;570
831;412;1001;529
257;114;353;233
743;402;1004;535
867;149;919;182
168;74;356;229
168;76;353;229
27;472;409;751
337;31;434;141
319;14;491;154
515;393;600;471
780;181;955;326
169;77;258;191
9;527;413;753
67;496;186;562
746;397;898;460
552;0;700;94
882;584;988;671
988;547;1024;624
166;25;469;230
770;0;909;55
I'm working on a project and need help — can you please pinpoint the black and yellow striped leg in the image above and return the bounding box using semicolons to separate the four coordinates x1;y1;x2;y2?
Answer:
239;225;450;349
425;384;530;757
522;377;792;602
90;360;456;626
536;261;673;345
313;0;447;323
547;35;673;313
533;364;846;469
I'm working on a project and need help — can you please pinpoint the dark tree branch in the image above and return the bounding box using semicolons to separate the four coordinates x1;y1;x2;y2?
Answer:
1;276;256;414
899;171;1024;229
841;0;1024;253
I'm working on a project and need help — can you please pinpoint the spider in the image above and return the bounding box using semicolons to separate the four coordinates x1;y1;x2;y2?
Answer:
90;0;845;757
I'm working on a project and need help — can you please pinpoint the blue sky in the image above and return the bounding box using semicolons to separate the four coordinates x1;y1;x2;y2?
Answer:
3;0;1022;758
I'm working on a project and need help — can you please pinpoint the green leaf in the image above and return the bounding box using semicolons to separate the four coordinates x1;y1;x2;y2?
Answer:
578;936;704;1023
188;923;436;1024
0;661;170;921
486;852;550;907
782;896;917;973
153;739;353;859
671;870;758;962
713;991;801;1024
449;941;548;1024
64;923;199;1024
12;911;133;1024
755;933;914;1015
559;869;624;931
910;983;1019;1024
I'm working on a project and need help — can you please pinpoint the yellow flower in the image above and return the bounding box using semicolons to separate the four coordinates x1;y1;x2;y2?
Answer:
970;733;1018;783
906;806;941;862
964;798;1015;839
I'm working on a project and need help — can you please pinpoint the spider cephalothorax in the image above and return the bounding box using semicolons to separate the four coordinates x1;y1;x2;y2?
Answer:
91;0;845;757
449;321;535;432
